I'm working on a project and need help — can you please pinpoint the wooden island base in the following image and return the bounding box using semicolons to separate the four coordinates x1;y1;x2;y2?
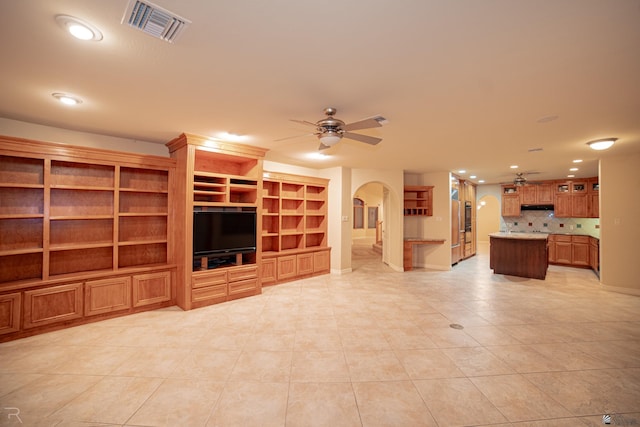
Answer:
489;233;549;280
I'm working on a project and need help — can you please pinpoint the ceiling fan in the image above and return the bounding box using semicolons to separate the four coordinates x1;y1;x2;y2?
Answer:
283;107;386;150
501;171;542;186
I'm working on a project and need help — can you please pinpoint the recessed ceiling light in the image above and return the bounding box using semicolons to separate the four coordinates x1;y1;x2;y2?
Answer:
458;170;466;174
569;167;579;172
478;180;485;183
510;165;518;169
567;174;575;178
307;152;330;160
215;132;250;142
587;138;617;150
470;175;477;179
52;93;82;105
55;15;103;41
572;159;583;163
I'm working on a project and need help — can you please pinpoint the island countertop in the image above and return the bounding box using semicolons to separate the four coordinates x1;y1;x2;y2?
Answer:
489;232;549;240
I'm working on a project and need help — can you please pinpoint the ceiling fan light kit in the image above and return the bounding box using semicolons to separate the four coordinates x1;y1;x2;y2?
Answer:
288;107;385;150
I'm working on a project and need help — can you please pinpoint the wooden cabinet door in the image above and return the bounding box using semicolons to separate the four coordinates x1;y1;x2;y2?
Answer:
572;242;590;266
85;276;132;316
589;238;599;271
24;282;83;329
297;253;313;276
520;186;536;204
589;193;599;218
132;271;171;307
261;258;277;285
313;250;330;273
277;255;297;280
536;184;554;204
555;242;572;264
547;238;556;262
0;292;21;335
572;194;588;218
554;194;572;217
501;195;520;217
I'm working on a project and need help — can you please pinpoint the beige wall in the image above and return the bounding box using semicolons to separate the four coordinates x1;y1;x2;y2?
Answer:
476;185;502;243
600;152;640;294
0;118;167;156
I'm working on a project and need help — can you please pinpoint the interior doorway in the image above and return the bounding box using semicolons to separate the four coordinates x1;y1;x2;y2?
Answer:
351;182;386;269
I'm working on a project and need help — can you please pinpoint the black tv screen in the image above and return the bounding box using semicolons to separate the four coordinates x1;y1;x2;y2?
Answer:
193;211;256;256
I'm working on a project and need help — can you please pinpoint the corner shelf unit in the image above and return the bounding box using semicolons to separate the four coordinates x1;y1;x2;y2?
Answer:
166;133;268;310
403;185;434;216
0;136;176;341
260;171;331;286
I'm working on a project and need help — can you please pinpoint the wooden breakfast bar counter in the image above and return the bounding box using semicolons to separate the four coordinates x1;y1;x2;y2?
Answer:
489;232;549;280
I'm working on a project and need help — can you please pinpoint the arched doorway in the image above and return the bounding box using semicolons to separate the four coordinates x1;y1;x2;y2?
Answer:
351;182;386;269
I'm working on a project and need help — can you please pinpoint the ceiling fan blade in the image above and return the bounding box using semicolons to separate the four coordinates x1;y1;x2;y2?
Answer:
342;118;382;132
343;132;382;145
273;132;314;142
290;119;318;128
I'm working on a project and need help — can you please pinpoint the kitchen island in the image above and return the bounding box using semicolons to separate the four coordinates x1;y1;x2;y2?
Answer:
489;232;549;280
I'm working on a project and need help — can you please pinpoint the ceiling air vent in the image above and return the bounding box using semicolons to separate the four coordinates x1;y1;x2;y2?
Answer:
122;0;191;43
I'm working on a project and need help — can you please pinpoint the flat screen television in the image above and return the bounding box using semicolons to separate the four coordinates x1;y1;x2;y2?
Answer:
193;211;256;256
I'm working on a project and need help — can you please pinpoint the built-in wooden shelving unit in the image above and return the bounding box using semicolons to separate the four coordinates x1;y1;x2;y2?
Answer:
260;171;330;285
0;136;176;342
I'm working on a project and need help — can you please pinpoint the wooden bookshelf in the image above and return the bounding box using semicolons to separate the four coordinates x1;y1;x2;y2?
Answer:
260;171;330;285
0;136;176;342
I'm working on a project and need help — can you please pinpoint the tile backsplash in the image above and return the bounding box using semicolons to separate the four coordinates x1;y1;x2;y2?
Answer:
500;211;600;237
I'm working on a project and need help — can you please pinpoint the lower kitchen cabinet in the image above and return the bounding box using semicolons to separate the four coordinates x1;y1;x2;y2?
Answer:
548;234;594;269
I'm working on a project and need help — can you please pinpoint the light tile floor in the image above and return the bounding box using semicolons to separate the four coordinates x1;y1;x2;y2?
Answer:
1;243;639;426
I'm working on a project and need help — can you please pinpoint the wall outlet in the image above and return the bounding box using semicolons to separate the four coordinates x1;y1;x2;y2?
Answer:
341;215;349;222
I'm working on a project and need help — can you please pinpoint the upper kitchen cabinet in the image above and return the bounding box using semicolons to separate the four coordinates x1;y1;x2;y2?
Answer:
588;177;599;218
554;179;591;218
501;185;521;217
520;183;553;205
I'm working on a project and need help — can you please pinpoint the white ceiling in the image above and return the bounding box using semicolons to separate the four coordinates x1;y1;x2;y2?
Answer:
1;0;639;184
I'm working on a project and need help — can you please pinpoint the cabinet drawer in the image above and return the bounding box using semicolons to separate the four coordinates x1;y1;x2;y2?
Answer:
572;235;590;244
85;276;132;316
228;265;257;282
23;283;83;329
192;284;227;302
192;270;227;289
554;235;572;242
229;278;258;295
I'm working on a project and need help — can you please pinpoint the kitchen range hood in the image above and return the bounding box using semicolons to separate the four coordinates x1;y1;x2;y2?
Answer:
521;204;554;211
